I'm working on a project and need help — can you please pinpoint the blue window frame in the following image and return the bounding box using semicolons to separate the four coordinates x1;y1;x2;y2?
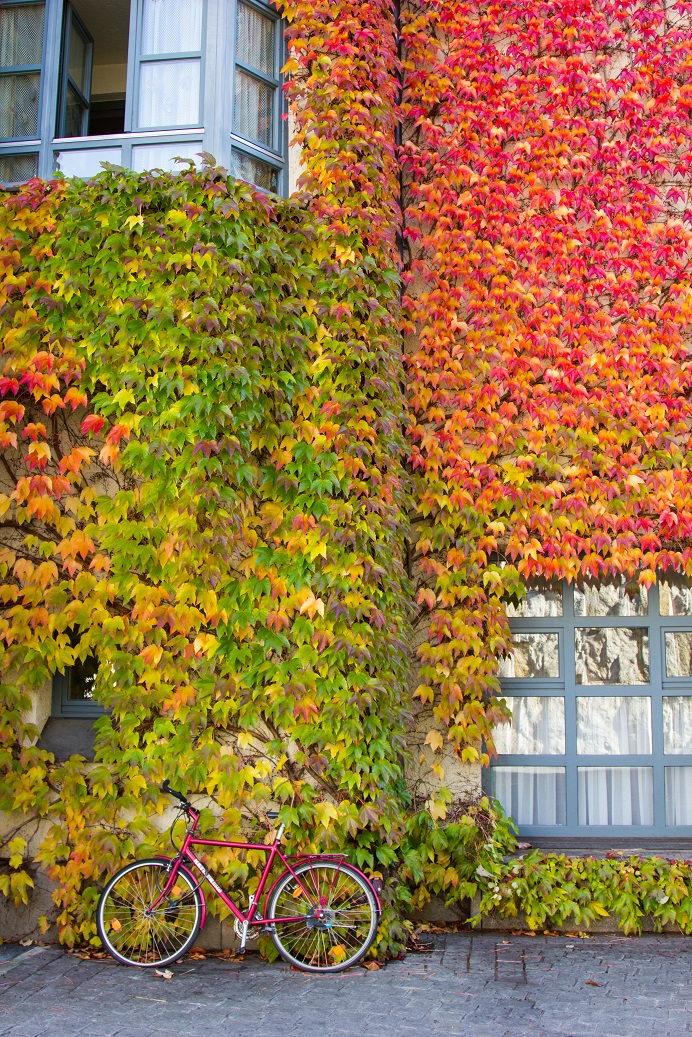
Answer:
51;653;102;717
0;0;286;192
486;577;692;838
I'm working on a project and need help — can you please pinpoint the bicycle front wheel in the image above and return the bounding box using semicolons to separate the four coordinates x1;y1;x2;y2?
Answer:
97;859;202;967
266;860;379;973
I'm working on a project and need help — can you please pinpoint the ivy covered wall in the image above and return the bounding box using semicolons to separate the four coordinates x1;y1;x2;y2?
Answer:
3;0;692;948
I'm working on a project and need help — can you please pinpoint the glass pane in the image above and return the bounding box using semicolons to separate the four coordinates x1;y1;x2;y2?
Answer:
231;148;279;192
494;697;565;755
132;141;201;172
498;633;559;679
578;767;653;825
576;696;651;754
492;767;566;826
234;69;274;147
0;3;44;67
63;82;85;137
506;584;563;618
141;0;203;55
663;697;692;755
665;632;692;677
0;72;40;137
67;656;98;701
659;579;692;616
138;59;200;128
665;767;692;825
237;2;275;76
68;21;88;94
54;147;121;178
575;627;649;685
0;151;37;182
574;581;647;617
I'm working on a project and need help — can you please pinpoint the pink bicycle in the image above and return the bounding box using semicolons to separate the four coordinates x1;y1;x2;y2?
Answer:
96;781;381;974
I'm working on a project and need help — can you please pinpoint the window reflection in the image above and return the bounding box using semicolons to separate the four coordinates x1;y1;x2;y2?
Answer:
575;627;649;685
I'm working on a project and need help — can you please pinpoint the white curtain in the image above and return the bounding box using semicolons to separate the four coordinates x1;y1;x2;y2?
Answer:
494;697;565;755
141;0;202;55
665;768;692;825
138;59;200;129
663;697;692;754
576;696;651;755
493;767;566;826
578;767;653;825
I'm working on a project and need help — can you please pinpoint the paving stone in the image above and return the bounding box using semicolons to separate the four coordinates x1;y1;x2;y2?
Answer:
0;935;690;1036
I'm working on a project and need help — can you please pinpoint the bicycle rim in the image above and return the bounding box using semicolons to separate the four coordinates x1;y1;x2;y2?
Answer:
97;859;201;967
267;861;378;973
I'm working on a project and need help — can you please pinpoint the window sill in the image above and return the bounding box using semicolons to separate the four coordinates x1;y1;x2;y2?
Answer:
37;718;98;761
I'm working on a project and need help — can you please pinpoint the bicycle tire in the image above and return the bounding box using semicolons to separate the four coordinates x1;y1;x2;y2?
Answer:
266;860;379;973
97;858;202;967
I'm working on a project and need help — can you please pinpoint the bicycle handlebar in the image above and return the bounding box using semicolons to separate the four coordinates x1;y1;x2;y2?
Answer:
162;779;191;808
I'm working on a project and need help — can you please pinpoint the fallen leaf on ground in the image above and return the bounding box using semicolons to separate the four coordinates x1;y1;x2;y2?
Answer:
362;961;383;971
585;979;602;987
154;968;174;980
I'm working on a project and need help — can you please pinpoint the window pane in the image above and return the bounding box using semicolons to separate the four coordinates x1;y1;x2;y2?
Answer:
54;147;121;178
234;69;274;148
237;2;275;76
574;582;647;617
665;767;692;825
67;656;98;701
498;632;559;679
576;696;651;754
231;147;279;192
575;627;649;685
659;579;692;616
132;141;201;172
141;0;203;54
665;632;692;677
578;767;653;825
68;21;88;94
63;82;85;137
0;3;44;67
492;767;566;826
506;584;562;618
0;72;40;137
138;59;200;128
494;697;565;754
0;151;37;182
663;697;692;755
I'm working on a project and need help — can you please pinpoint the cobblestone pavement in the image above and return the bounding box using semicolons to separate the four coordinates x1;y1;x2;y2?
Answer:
0;933;690;1037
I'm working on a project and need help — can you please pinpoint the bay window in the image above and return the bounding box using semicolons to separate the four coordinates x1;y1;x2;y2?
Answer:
0;0;286;191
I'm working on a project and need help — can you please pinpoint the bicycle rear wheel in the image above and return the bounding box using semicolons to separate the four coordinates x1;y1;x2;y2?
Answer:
266;860;379;973
97;858;202;967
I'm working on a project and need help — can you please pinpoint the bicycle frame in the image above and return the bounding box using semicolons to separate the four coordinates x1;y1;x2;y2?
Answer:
151;808;381;936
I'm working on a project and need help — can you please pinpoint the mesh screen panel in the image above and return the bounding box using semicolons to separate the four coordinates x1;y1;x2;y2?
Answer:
63;83;85;137
234;69;273;147
0;151;37;182
236;3;274;76
231;148;278;193
0;4;44;68
141;0;202;55
0;72;40;137
68;22;88;93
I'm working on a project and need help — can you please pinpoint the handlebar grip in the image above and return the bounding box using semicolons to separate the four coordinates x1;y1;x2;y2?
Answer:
162;779;189;805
